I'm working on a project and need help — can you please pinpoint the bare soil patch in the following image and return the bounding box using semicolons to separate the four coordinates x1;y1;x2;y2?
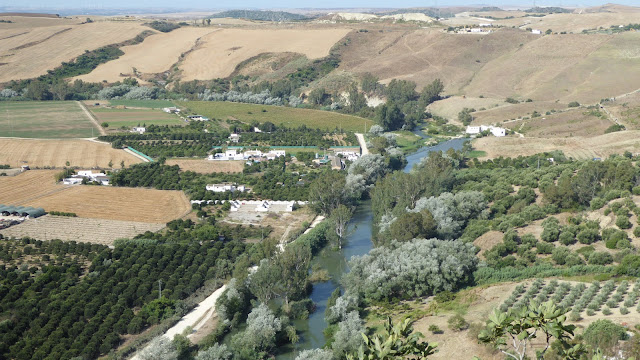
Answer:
473;230;503;259
166;159;245;173
0;138;142;168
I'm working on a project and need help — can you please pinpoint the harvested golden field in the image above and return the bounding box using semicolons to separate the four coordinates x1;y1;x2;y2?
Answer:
0;215;165;245
0;170;190;223
75;27;215;83
0;170;63;205
180;28;351;80
166;159;245;173
27;186;191;223
0;20;145;82
473;130;640;160
0;138;142;168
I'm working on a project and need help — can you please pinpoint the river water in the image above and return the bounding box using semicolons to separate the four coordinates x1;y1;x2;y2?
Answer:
277;135;468;359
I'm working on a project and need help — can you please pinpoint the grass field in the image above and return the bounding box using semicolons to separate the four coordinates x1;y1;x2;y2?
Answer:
91;107;183;128
0;170;191;223
177;101;373;132
0;215;165;245
166;159;245;173
107;99;176;109
0;101;98;138
0;138;142;168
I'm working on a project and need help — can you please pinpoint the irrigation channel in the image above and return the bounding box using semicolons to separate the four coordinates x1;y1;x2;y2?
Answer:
277;135;468;359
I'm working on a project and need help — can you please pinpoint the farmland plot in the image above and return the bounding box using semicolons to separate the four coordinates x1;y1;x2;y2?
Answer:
0;138;142;168
91;107;183;128
0;101;98;138
0;215;165;245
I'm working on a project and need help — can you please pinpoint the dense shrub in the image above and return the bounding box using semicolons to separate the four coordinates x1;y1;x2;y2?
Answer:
343;239;478;301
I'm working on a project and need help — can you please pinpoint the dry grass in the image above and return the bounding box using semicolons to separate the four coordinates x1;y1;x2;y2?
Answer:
0;138;142;168
166;159;245;173
0;169;191;222
0;215;165;245
503;108;612;138
470;101;569;125
495;11;640;33
473;130;640;160
75;27;214;83
473;230;504;259
0;20;145;82
179;28;351;80
427;96;507;122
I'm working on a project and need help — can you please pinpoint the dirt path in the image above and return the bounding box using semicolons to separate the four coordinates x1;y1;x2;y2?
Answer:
76;101;106;136
355;133;369;155
131;285;228;359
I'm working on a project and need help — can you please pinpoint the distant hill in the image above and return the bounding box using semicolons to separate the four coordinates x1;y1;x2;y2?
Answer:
524;7;571;13
210;10;309;21
379;8;456;18
476;7;503;12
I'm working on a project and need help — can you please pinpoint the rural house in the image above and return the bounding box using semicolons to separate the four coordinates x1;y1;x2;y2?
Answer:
206;183;247;193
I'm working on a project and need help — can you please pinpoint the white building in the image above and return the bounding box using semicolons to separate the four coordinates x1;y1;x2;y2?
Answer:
466;125;506;137
206;183;246;193
229;134;240;143
531;29;542;35
162;107;180;113
335;151;361;161
208;149;286;161
253;127;262;133
63;171;110;185
132;127;146;134
188;115;209;121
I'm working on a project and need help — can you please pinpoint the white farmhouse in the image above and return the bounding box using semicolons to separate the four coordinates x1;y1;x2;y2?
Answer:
531;29;542;34
206;183;246;193
132;127;146;134
162;107;180;113
466;125;506;137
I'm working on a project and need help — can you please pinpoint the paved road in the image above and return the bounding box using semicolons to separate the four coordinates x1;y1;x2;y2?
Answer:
355;133;369;155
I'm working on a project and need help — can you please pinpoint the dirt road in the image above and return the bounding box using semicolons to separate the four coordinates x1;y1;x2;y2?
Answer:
76;101;106;136
355;133;369;155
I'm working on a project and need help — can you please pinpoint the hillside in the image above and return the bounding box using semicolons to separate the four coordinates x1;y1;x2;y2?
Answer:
211;10;309;21
0;17;145;82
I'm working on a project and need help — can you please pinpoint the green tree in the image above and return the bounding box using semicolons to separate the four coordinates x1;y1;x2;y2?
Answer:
419;78;444;107
478;301;584;360
583;320;628;357
309;88;329;105
346;317;437;360
330;204;354;249
308;170;348;215
275;243;311;306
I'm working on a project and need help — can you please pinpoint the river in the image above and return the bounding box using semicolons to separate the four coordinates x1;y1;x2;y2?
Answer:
277;135;468;359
